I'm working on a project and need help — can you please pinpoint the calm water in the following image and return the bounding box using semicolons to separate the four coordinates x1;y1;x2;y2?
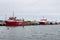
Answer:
0;25;60;40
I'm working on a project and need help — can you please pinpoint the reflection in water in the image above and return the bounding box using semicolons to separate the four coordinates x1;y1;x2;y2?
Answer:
7;27;9;30
0;25;60;40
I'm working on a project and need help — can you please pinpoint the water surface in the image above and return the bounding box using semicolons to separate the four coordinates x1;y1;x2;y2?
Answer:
0;25;60;40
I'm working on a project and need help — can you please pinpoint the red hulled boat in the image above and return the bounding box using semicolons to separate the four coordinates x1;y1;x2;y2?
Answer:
39;18;49;25
5;17;29;26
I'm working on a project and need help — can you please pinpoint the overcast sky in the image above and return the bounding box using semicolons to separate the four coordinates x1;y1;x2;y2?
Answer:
0;0;60;20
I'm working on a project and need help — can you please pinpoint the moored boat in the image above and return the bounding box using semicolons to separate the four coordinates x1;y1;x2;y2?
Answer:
5;17;29;26
39;17;49;25
0;20;5;26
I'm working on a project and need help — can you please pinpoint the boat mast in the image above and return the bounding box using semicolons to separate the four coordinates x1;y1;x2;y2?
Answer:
22;17;24;21
5;14;7;20
43;16;44;19
13;11;14;17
